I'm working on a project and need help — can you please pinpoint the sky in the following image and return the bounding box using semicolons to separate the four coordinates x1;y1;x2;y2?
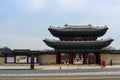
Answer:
0;0;120;50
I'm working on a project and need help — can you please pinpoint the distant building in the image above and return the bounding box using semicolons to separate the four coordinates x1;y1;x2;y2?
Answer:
0;24;120;65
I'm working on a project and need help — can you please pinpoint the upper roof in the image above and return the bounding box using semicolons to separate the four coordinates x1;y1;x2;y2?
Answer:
43;38;113;49
48;24;108;38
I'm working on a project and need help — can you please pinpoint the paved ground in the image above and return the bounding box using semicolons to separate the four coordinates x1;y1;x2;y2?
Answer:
0;64;120;70
0;65;120;80
0;78;99;80
0;67;120;79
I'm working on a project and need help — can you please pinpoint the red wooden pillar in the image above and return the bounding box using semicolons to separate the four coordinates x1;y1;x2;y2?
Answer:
56;52;61;64
97;52;101;64
69;50;73;64
83;50;87;64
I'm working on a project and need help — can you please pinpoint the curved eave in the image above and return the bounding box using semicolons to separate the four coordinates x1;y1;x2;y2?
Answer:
43;39;113;49
48;27;108;37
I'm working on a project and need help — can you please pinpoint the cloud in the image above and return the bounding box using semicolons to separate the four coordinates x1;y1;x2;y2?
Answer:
92;1;120;16
56;0;90;11
0;33;52;50
15;0;44;12
55;0;120;16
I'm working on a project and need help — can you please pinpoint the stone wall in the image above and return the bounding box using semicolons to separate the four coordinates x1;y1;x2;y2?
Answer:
0;57;5;65
101;53;120;65
38;54;56;65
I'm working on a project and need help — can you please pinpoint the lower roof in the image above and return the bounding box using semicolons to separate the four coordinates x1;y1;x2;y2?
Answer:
43;39;113;49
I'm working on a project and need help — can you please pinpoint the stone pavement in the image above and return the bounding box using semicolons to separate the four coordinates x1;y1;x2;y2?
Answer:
0;64;120;70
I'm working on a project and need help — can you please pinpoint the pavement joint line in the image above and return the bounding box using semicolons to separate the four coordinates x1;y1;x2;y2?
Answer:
1;76;120;80
0;78;100;80
0;71;120;76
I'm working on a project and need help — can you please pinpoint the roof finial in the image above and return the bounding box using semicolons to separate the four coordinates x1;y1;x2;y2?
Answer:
88;24;91;26
65;24;68;26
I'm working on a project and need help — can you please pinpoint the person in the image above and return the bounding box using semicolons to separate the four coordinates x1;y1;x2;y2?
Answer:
101;60;106;69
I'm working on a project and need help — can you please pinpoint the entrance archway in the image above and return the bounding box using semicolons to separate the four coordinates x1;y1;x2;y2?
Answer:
87;53;96;64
